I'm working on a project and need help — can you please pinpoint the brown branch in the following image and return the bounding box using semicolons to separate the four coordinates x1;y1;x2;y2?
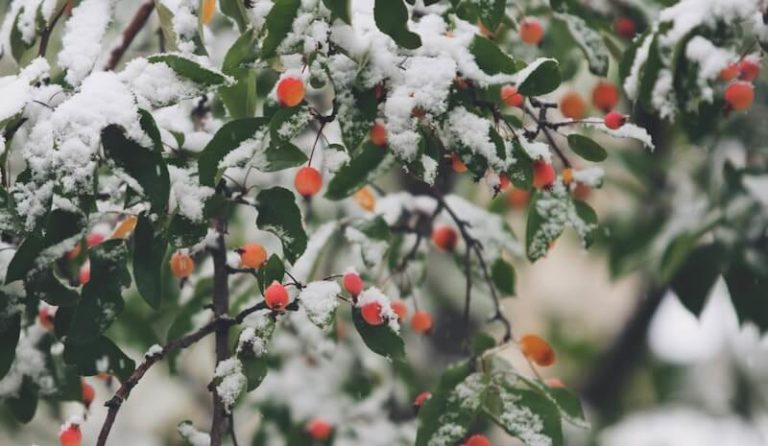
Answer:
210;226;231;446
104;0;155;71
523;104;572;168
37;2;68;58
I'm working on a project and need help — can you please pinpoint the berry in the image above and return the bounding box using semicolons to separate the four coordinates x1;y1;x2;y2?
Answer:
724;81;754;111
370;122;387;147
360;302;384;325
410;311;433;334
559;91;586;120
353;187;376;212
432;226;458;251
343;272;364;297
264;281;289;310
294;166;322;197
532;160;556;189
613;17;636;40
562;168;573;185
413;391;431;407
592;81;620;113
500;85;524;107
81;380;95;409
306;418;333;441
451;153;468;173
720;63;740;81
202;0;216;24
604;111;627;130
391;299;408;320
520;334;556;367
519;18;544;45
498;173;510;190
739;59;760;81
79;262;90;285
239;243;267;269
38;306;55;331
276;76;305;107
59;423;82;446
545;377;566;388
506;187;531;209
112;215;138;239
170;251;194;278
573;182;591;201
466;434;491;446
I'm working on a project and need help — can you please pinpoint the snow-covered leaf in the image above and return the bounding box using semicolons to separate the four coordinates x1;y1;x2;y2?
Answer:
351;307;405;361
323;0;351;24
147;54;229;87
470;36;521;75
255;187;307;264
516;59;561;97
374;0;421;49
261;0;301;59
484;385;563;446
553;12;609;76
326;142;389;200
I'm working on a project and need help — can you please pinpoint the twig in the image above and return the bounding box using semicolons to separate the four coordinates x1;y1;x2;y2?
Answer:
104;0;155;71
209;224;230;446
37;2;68;58
523;105;572;168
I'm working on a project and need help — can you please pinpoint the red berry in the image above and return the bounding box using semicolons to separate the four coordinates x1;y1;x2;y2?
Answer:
720;63;740;81
306;418;333;441
739;59;760;81
466;434;491;446
603;111;627;130
81;380;95;408
500;85;524;108
410;310;433;334
391;299;408;320
414;391;432;407
613;17;636;40
59;423;82;446
519;18;544;45
592;81;620;113
520;334;556;367
87;233;104;247
360;302;384;326
294;166;322;197
506;187;530;209
79;262;90;285
432;226;458;251
370;122;387;147
265;281;289;310
724;81;754;111
38;307;55;331
532;160;556;189
276;76;305;107
343;272;363;297
559;91;586;120
498;173;510;190
451;153;469;173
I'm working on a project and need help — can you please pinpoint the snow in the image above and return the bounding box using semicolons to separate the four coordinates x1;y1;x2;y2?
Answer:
58;0;114;86
177;421;211;446
441;194;523;258
519;138;552;162
119;58;202;108
299;280;341;328
213;357;246;413
168;165;215;222
572;167;605;187
290;222;338;283
144;344;164;358
0;57;49;124
497;388;551;446
444;107;506;170
624;35;653;101
159;0;202;54
586;122;655;151
0;325;56;398
685;36;736;103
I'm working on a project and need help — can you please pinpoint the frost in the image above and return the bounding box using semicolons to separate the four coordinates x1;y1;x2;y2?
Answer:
427;372;487;446
213;357;247;413
58;0;114;86
299;280;341;328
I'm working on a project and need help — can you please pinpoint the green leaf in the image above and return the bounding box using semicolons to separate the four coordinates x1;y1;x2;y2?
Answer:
168;214;209;249
491;258;516;296
148;54;229;86
261;0;301;59
219;0;249;32
25;268;80;307
257;255;285;292
525;193;561;262
351;308;405;361
470;36;520;75
220;28;259;118
255;187;308;264
0;298;20;380
659;232;698;283
198;118;268;187
8;376;38;423
517;59;562;96
546;387;587;425
567;134;607;162
63;335;136;382
724;260;768;331
553;12;609;76
374;0;421;49
638;36;663;111
471;333;497;356
670;243;725;316
133;214;168;309
10;9;34;63
241;355;269;392
573;200;598;248
416;362;473;445
484;385;563;446
619;32;649;84
326;142;388;200
322;0;350;23
102;124;170;214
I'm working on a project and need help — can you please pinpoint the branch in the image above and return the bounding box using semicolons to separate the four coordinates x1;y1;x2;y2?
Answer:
104;0;155;71
209;226;231;446
523;104;572;168
37;3;68;58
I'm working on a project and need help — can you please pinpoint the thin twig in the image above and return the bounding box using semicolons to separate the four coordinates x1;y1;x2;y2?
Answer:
104;0;155;71
37;3;68;58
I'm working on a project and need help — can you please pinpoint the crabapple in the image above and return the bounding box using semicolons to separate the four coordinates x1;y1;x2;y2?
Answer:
604;111;627;129
306;418;333;441
370;122;387;147
432;226;458;251
720;63;740;81
81;380;95;409
38;306;55;331
506;187;531;209
592;81;620;113
500;85;524;108
613;17;636;40
532;160;556;189
520;334;556;367
391;299;408;320
410;310;433;334
276;76;305;107
360;302;384;325
562;167;573;185
559;91;586;120
519;18;544;45
264;281;289;310
170;250;194;278
353;187;376;212
59;423;81;446
343;271;363;297
466;434;491;446
413;391;431;407
79;262;90;285
451;153;468;173
739;59;760;81
238;243;267;269
294;166;322;197
202;0;216;24
724;81;754;111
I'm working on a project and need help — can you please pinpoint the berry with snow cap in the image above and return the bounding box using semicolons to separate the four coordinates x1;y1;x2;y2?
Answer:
361;302;384;326
604;111;626;130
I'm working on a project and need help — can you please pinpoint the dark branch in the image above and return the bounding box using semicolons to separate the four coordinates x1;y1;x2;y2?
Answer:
37;3;68;58
104;0;155;71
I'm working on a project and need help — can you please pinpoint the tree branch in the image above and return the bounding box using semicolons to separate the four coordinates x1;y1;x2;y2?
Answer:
104;0;155;71
37;3;68;58
209;226;231;446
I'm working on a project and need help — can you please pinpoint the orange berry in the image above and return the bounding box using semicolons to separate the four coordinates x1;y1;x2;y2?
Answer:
306;418;333;441
724;81;754;111
545;377;566;388
432;225;458;251
592;81;620;113
360;302;384;325
498;173;510;190
391;299;408;320
603;111;626;129
170;251;194;278
451;153;468;173
500;84;524;107
520;334;556;367
353;187;376;212
532;160;556;189
81;380;95;409
613;17;636;40
370;122;387;147
59;423;82;446
559;91;586;120
573;182;591;201
239;243;267;269
202;0;216;24
466;434;491;446
506;187;531;209
410;310;433;333
264;281;289;310
79;262;90;285
413;391;431;407
720;63;740;81
276;76;305;107
739;59;760;81
519;18;544;45
111;215;138;239
38;307;55;331
294;166;322;197
343;272;363;297
562;168;573;185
